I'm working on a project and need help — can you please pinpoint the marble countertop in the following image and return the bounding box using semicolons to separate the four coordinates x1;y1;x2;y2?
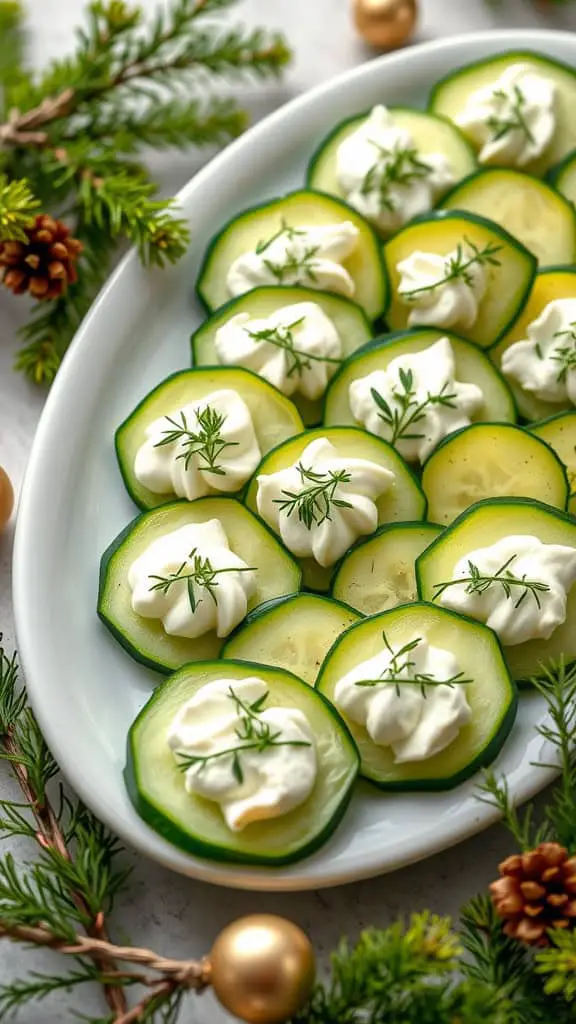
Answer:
1;1;575;1020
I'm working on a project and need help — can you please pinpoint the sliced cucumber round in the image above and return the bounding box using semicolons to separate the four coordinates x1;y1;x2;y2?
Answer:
323;327;517;451
125;659;359;865
190;286;373;427
307;107;476;234
429;51;576;177
332;522;442;615
98;498;301;674
421;422;569;525
196;189;388;320
548;148;576;210
489;267;576;421
316;602;516;790
383;211;536;348
530;410;576;515
222;593;360;685
439;169;576;267
416;497;576;682
116;368;304;510
244;427;426;592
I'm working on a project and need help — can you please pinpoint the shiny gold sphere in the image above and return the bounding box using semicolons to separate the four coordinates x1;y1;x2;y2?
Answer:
210;914;316;1024
0;468;14;534
353;0;418;50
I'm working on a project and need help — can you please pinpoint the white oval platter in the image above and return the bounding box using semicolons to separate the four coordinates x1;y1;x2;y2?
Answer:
13;29;571;891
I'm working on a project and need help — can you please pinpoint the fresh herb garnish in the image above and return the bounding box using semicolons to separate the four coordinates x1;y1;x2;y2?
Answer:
273;462;353;529
432;554;551;609
486;85;535;145
176;686;311;783
154;405;238;476
354;632;472;697
262;245;321;285
148;549;255;613
550;321;576;384
361;141;431;213
246;316;342;379
255;218;306;255
398;236;503;303
370;366;457;446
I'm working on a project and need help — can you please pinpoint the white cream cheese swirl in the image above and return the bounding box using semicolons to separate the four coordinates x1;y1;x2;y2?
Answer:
501;299;576;405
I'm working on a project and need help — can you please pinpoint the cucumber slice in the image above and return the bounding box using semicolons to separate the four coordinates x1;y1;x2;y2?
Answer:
196;189;388;320
429;51;576;177
490;268;576;420
316;602;516;790
530;411;576;515
190;286;373;427
244;427;426;592
116;368;304;510
125;659;359;865
331;522;442;615
421;422;569;525
548;149;576;209
307;107;476;234
439;169;576;267
222;594;360;685
98;498;301;674
416;497;576;682
323;327;517;448
383;211;535;348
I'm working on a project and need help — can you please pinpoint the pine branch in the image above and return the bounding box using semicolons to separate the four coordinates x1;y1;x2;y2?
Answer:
0;175;39;242
82;96;248;151
0;1;26;106
535;930;576;1002
0;964;108;1017
530;659;576;853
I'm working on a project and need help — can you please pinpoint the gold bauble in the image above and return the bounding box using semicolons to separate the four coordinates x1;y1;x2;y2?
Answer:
0;468;14;533
209;914;315;1024
353;0;418;50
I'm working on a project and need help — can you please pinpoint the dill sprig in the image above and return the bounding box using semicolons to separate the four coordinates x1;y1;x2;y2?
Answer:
546;321;576;384
148;547;255;612
432;555;551;610
255;218;305;255
360;142;430;213
273;462;353;529
153;404;238;476
399;236;503;302
263;246;321;285
176;685;311;784
354;632;473;697
246;315;342;379
370;366;457;447
486;85;535;145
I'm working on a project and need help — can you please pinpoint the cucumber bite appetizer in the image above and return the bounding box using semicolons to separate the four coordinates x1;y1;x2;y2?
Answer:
307;105;476;236
430;52;576;176
98;498;301;673
324;328;516;464
116;367;304;510
383;211;536;348
530;410;576;514
316;602;516;790
125;660;359;864
196;190;388;320
244;427;426;591
548;148;576;209
416;498;576;683
490;268;576;421
190;286;373;427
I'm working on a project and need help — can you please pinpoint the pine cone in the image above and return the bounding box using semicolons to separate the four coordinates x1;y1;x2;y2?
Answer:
490;842;576;945
0;215;83;300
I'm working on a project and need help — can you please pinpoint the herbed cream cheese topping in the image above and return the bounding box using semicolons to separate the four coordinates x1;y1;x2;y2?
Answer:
396;238;496;330
501;299;576;406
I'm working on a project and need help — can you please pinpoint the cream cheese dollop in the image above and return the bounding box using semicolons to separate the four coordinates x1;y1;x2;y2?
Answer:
501;298;576;405
128;520;256;639
256;436;394;568
133;390;261;501
455;63;556;168
214;301;342;401
336;105;455;233
167;677;317;830
348;337;484;462
334;634;471;762
226;221;360;299
435;534;576;646
397;242;489;330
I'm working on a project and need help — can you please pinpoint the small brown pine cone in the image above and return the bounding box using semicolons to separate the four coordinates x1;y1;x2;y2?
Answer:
490;842;576;946
0;214;83;300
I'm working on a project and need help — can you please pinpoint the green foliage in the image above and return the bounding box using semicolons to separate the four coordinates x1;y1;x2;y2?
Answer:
0;176;39;242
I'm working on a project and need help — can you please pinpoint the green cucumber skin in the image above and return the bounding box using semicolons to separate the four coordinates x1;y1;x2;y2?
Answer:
547;150;576;190
315;601;518;792
428;50;576;111
330;520;444;597
229;591;361;632
97;498;302;675
195;188;390;318
124;659;360;866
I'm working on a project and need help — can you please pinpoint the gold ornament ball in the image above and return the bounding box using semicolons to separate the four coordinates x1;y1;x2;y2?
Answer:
0;468;14;533
209;914;316;1024
353;0;418;50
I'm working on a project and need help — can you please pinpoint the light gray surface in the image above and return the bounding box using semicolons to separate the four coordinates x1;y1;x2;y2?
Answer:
0;0;572;1020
